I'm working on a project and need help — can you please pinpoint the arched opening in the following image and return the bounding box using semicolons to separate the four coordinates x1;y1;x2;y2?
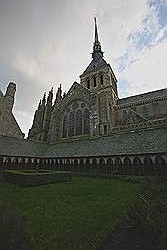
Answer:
106;158;113;175
144;156;153;176
50;159;54;170
87;79;90;89
20;158;26;170
66;159;70;171
92;158;98;173
68;112;75;137
55;159;58;170
59;159;63;171
12;158;18;170
27;158;32;170
5;158;12;170
155;155;166;177
39;159;43;170
100;75;103;85
85;158;90;173
99;158;105;174
124;157;132;175
62;115;67;138
33;158;38;170
76;110;82;135
79;158;84;172
123;110;128;123
93;76;97;87
83;109;90;134
142;106;149;119
0;157;3;169
74;159;78;172
133;157;143;176
115;158;122;175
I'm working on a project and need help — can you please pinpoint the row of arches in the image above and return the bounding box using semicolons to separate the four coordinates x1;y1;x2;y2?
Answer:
0;154;166;177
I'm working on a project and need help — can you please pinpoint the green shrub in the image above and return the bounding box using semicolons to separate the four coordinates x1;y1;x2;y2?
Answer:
2;170;72;186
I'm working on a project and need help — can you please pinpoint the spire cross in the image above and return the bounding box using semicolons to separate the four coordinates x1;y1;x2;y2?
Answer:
92;18;103;59
94;17;99;43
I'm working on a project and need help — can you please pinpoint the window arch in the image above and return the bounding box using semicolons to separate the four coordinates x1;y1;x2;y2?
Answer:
62;115;67;138
142;106;149;118
76;110;82;135
87;79;90;89
68;112;75;137
123;110;128;122
100;75;103;85
93;76;97;87
83;109;90;134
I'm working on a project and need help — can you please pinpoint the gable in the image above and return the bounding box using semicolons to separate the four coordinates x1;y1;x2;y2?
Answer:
62;82;91;106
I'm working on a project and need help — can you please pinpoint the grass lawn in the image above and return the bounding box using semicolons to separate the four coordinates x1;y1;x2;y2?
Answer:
0;177;141;250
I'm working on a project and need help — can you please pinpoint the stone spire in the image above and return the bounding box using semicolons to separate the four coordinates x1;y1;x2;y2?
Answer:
92;18;103;60
46;87;53;106
55;84;62;102
38;99;41;109
42;92;46;105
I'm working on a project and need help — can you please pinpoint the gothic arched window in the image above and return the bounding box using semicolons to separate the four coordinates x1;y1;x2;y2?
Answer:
68;112;75;137
93;76;97;87
100;75;103;85
62;115;67;138
87;79;90;89
143;106;149;118
123;110;128;122
83;108;90;134
76;110;82;135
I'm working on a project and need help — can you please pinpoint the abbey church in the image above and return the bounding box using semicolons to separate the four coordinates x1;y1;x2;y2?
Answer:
0;20;166;173
27;19;167;143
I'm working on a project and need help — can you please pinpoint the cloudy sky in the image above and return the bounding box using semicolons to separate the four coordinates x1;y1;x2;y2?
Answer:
0;0;167;136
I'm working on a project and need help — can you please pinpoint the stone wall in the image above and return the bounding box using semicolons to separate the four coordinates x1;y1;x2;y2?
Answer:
0;83;23;139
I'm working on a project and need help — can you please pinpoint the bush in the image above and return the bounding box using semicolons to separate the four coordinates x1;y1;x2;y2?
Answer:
2;170;72;187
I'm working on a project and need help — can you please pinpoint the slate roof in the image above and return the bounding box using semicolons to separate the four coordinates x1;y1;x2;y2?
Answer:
117;88;167;105
0;128;166;158
0;136;48;157
46;128;167;157
81;57;108;77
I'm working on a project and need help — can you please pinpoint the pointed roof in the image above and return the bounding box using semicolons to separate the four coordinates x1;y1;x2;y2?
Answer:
92;17;103;60
42;92;46;105
0;89;3;98
80;18;108;77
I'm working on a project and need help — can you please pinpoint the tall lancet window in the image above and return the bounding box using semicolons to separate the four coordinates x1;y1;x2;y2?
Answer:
62;115;67;138
93;76;97;87
76;110;82;135
68;112;75;137
143;106;149;119
100;75;103;85
83;108;90;134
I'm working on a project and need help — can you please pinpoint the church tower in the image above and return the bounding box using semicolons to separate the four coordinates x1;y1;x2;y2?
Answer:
28;19;119;142
80;18;118;136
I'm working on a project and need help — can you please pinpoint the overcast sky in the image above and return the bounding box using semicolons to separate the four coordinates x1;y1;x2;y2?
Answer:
0;0;167;136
